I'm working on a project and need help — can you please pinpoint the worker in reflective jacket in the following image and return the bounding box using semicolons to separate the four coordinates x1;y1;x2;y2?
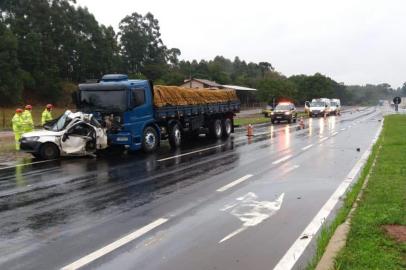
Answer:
22;104;34;133
41;104;53;125
12;108;24;150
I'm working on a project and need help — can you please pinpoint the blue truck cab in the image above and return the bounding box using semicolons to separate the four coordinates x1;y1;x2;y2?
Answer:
78;74;159;151
77;74;240;153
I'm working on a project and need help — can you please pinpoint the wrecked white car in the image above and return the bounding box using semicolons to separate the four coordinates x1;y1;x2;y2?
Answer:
20;111;108;159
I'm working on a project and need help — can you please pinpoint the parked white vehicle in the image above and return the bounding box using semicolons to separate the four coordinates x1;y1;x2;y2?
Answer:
20;111;108;159
309;98;331;117
330;99;341;115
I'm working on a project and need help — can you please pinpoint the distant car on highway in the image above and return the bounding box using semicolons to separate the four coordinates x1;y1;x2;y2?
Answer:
270;102;298;124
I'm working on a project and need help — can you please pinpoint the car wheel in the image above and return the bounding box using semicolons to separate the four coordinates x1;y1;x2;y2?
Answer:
40;143;60;160
168;123;182;148
222;118;232;138
142;126;159;153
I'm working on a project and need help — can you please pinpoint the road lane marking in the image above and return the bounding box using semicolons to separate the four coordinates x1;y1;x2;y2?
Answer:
157;145;224;162
216;174;254;192
219;192;284;243
273;118;384;270
272;155;292;165
320;137;328;142
340;128;346;131
61;218;168;270
301;144;313;151
0;159;58;171
284;165;300;173
331;131;338;136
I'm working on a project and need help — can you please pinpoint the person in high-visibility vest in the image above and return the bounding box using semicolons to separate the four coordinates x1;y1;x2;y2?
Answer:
12;108;24;150
41;104;53;125
22;104;34;133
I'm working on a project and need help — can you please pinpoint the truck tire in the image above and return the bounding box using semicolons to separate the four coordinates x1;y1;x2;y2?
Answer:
142;126;159;153
222;118;232;138
169;123;182;148
209;119;223;139
40;143;60;160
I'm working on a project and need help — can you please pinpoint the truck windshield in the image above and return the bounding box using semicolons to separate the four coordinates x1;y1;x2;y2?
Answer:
275;105;292;110
80;90;127;112
311;102;325;107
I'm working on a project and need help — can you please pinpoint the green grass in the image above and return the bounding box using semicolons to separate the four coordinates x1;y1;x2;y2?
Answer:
234;117;271;126
307;115;406;270
0;106;67;130
334;115;406;269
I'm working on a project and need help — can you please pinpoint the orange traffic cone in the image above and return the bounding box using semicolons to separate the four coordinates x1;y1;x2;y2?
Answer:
247;124;254;137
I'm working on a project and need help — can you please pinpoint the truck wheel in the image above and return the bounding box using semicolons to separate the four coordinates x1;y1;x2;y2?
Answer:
142;126;159;153
40;143;60;160
210;119;223;139
222;118;232;138
169;123;182;148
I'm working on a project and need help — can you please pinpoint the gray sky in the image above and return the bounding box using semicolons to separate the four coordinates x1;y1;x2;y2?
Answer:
76;0;405;88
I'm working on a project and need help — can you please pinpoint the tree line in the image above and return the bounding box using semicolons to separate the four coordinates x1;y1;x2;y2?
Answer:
0;0;403;107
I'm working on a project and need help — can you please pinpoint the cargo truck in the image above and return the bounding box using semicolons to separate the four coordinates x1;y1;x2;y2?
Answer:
21;74;240;159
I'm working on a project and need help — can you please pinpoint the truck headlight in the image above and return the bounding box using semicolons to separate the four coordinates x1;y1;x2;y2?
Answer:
24;136;39;141
285;112;291;115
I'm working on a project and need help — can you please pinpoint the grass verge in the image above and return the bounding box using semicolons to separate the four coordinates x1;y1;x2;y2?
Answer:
0;107;67;131
335;115;406;269
234;116;271;126
307;115;406;270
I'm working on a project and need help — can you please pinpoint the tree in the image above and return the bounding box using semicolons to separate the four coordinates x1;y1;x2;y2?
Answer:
256;75;297;104
0;21;24;105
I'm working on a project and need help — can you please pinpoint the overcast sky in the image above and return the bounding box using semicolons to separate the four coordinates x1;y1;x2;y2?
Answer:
76;0;405;88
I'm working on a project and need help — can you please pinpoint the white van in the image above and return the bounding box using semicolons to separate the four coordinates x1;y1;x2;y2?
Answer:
330;99;341;115
309;98;331;117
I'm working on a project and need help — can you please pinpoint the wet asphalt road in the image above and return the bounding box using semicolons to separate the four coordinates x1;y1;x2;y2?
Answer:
0;107;383;270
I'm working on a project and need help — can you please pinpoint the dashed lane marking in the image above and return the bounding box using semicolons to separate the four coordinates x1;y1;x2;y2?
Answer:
61;218;168;270
301;144;313;151
216;174;254;192
157;145;224;162
272;155;292;165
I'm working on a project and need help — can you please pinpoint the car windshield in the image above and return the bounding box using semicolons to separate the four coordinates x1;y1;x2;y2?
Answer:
275;104;292;110
331;102;337;106
44;113;71;131
311;101;325;107
80;90;127;112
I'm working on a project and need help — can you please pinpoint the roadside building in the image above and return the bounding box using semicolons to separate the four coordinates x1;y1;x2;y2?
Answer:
180;78;260;108
180;78;223;89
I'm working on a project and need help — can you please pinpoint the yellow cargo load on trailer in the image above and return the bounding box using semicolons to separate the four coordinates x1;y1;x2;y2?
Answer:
153;85;238;107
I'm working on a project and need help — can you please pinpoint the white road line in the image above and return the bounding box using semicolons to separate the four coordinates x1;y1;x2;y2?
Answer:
0;159;58;171
284;165;300;173
320;137;328;142
273;118;384;270
61;218;168;270
272;155;292;165
216;174;254;192
157;145;224;162
331;131;338;136
301;144;313;151
340;128;346;131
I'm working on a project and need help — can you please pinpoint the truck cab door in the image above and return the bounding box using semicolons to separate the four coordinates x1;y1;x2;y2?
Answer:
127;87;154;146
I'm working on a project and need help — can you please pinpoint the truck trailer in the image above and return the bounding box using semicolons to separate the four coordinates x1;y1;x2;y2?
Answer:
20;74;240;159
